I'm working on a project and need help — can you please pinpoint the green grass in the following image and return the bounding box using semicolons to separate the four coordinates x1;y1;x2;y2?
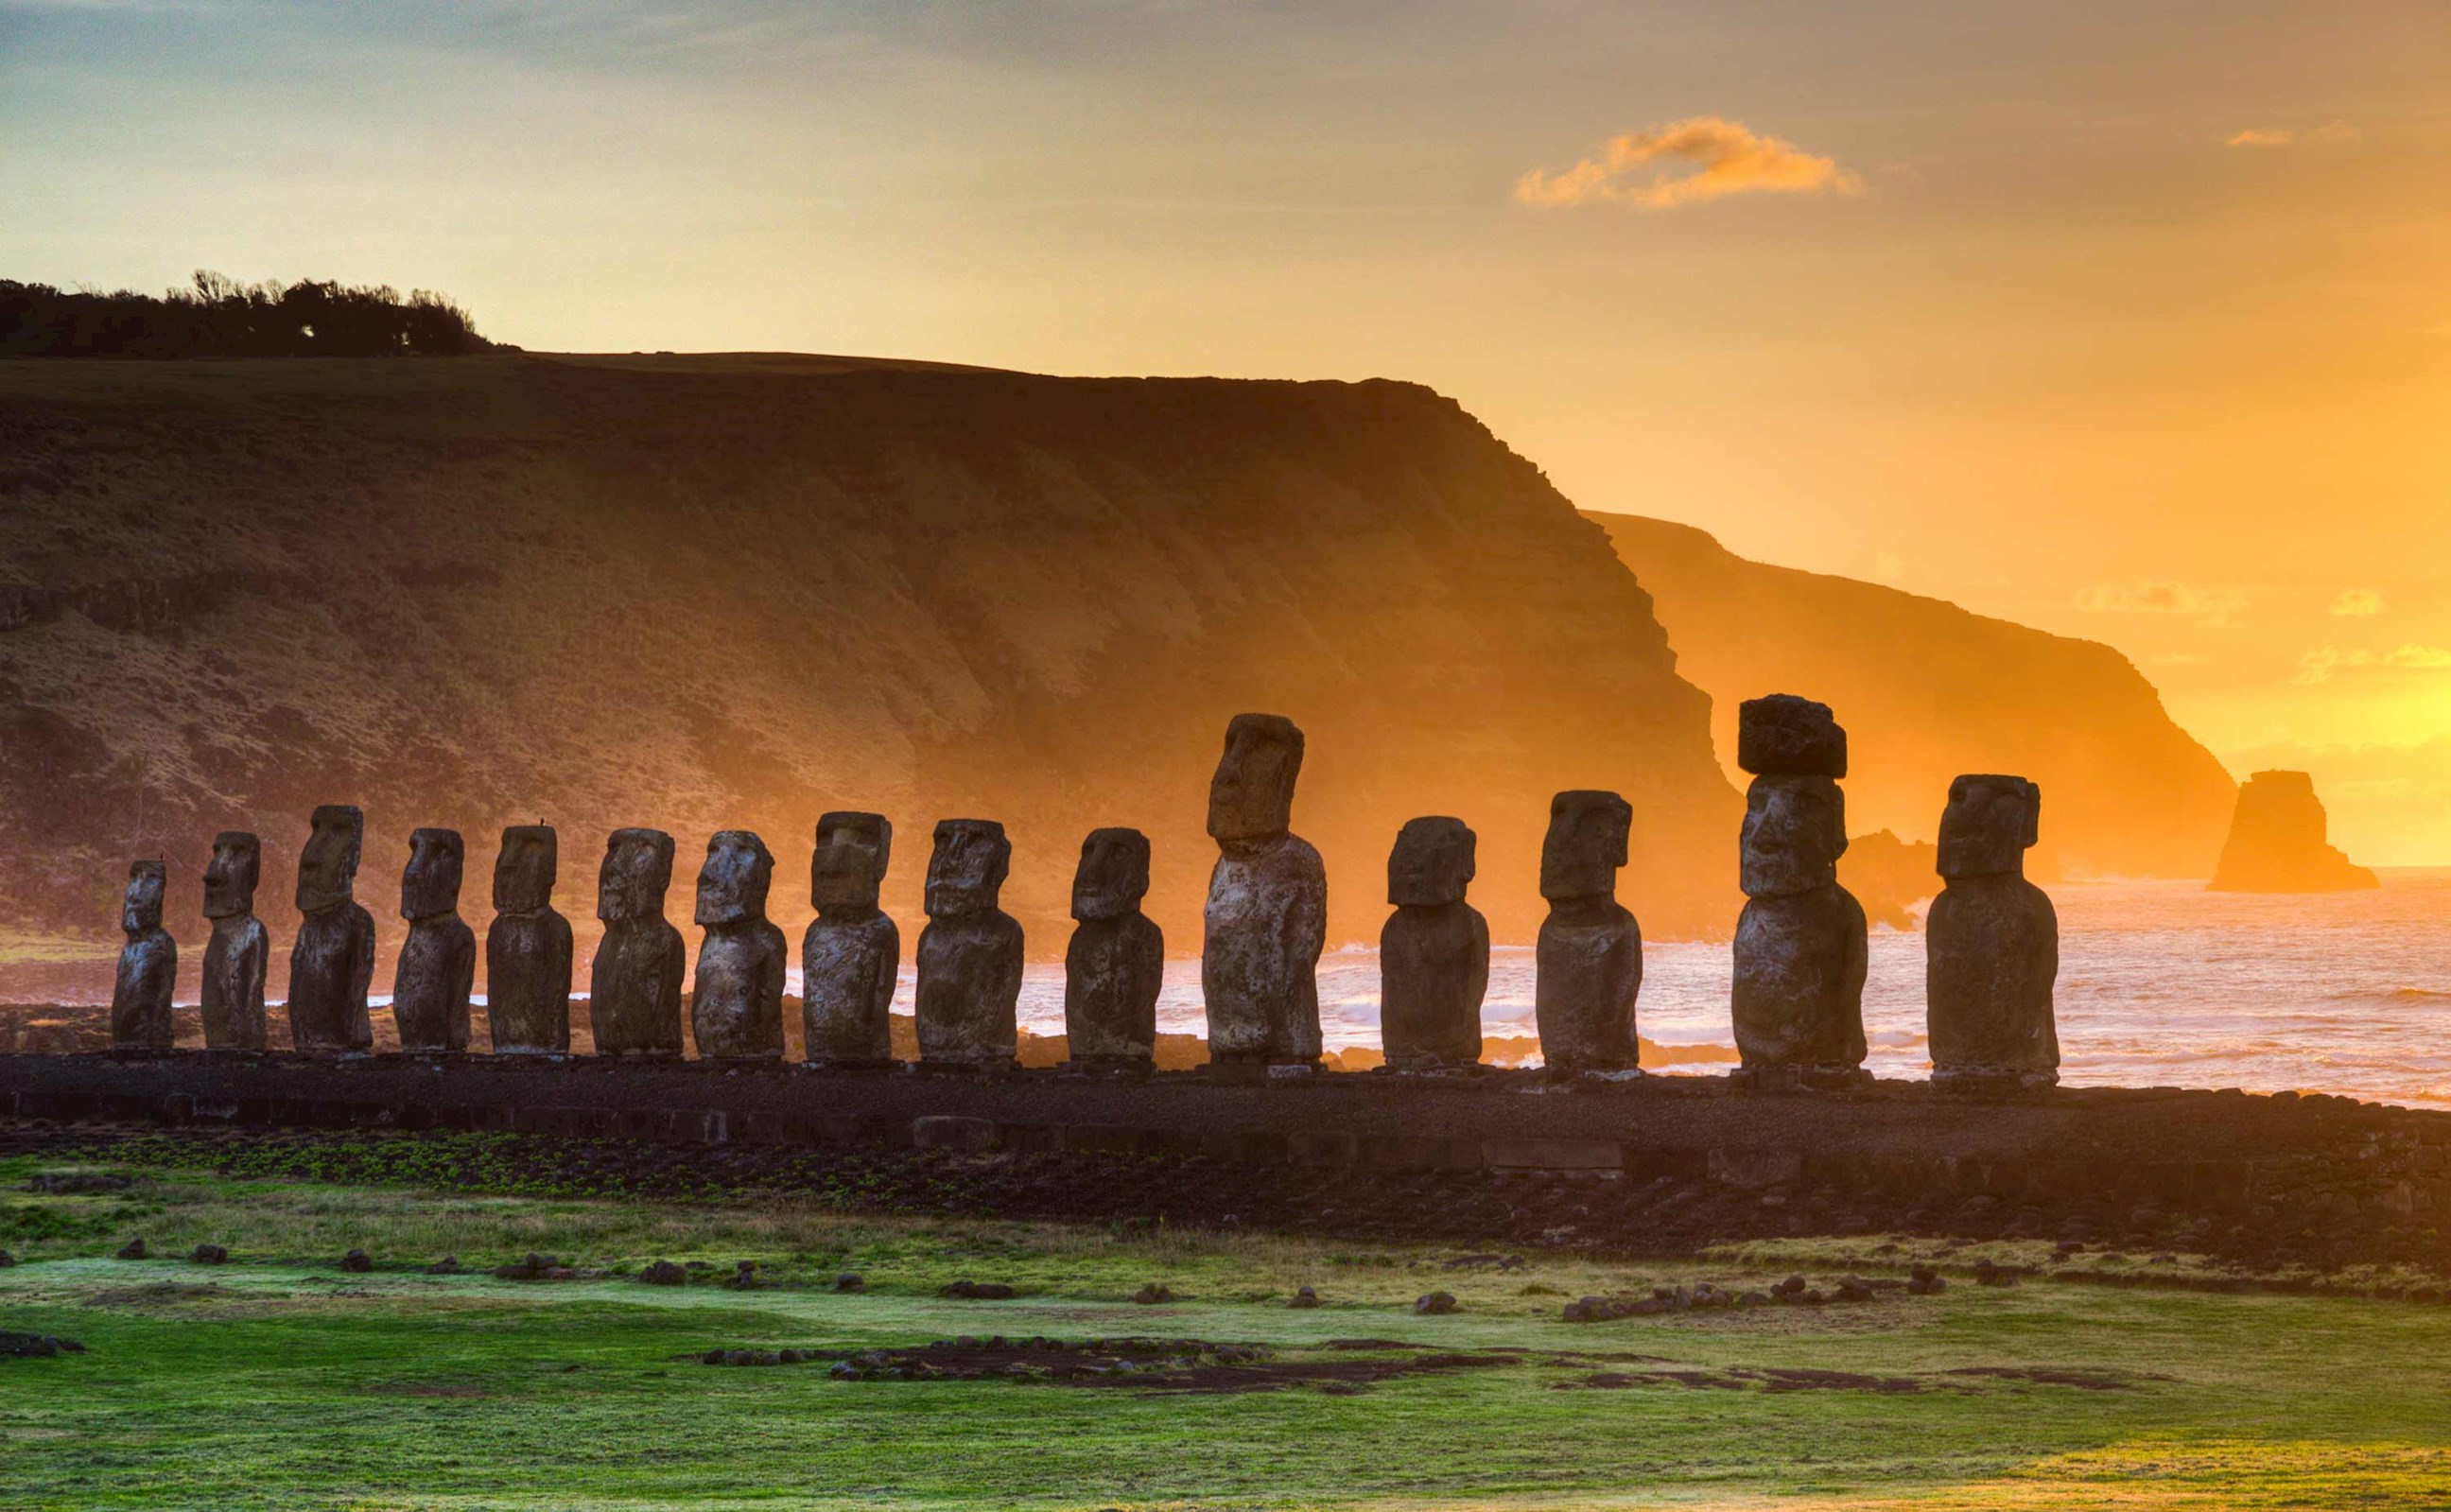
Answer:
4;1152;2449;1510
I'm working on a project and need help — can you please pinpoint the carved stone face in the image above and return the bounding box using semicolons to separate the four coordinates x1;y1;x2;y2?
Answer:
203;831;260;919
597;827;676;923
1071;827;1151;921
400;828;464;920
494;825;557;914
1737;693;1849;779
695;829;774;927
811;811;892;912
122;860;165;935
1938;773;2041;880
1207;713;1303;846
1539;790;1630;901
926;819;1010;918
295;805;364;914
1389;816;1475;908
1740;775;1849;897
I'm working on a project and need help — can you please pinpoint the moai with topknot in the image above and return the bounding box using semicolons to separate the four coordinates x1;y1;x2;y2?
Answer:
391;828;476;1053
590;827;685;1057
801;811;899;1067
1927;774;2059;1088
486;825;573;1054
1533;791;1643;1074
1381;817;1488;1070
914;819;1023;1069
1200;714;1326;1067
1063;827;1163;1068
110;860;177;1051
200;832;268;1051
691;830;786;1060
287;805;375;1053
1731;696;1869;1087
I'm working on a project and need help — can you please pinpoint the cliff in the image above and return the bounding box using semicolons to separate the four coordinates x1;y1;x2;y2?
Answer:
1586;513;2237;879
2208;771;2379;893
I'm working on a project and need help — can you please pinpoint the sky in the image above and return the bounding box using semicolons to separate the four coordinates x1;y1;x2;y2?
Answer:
6;0;2448;860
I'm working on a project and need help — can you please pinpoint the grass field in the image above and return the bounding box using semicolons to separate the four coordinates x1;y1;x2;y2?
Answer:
4;1149;2449;1510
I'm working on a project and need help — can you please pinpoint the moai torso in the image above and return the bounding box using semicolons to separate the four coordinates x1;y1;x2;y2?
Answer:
1533;791;1642;1072
1380;817;1487;1069
590;827;685;1056
1199;713;1326;1064
914;819;1022;1068
486;826;573;1053
1063;827;1163;1065
1927;774;2060;1086
392;828;476;1052
691;830;786;1060
801;811;899;1066
1730;697;1868;1082
287;805;375;1053
110;860;177;1051
200;832;268;1051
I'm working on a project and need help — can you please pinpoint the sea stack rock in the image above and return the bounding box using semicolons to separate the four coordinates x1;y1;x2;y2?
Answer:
1730;697;1869;1087
391;828;476;1053
914;819;1022;1069
200;831;268;1051
485;825;573;1054
1380;817;1488;1070
590;827;686;1057
287;805;376;1054
801;811;899;1067
691;830;786;1061
109;860;176;1051
1926;774;2059;1087
1063;826;1163;1067
1533;791;1642;1074
2208;770;2380;893
1200;713;1326;1067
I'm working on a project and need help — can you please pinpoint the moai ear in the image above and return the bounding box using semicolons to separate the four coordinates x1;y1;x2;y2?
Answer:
2021;780;2042;849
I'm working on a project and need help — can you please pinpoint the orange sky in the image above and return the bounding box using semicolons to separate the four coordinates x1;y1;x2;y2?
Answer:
6;2;2447;860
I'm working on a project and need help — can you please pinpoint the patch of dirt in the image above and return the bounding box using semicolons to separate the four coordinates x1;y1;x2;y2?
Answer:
822;1334;1520;1395
1568;1365;1927;1394
1940;1365;2169;1390
82;1281;224;1308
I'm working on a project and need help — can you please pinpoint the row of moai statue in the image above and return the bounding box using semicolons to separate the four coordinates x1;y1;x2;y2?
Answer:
103;702;2060;1087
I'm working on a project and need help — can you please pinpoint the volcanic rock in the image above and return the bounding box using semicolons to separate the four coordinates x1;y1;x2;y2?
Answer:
2208;771;2379;893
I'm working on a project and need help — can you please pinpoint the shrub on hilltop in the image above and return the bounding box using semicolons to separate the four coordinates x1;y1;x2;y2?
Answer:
0;269;499;357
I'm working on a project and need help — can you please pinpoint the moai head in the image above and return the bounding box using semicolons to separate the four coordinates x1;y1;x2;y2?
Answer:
925;819;1010;919
400;828;465;921
1938;774;2042;880
1737;694;1848;779
811;811;892;912
597;827;676;923
1740;776;1849;896
1389;817;1475;908
494;825;558;914
295;805;364;914
1207;713;1304;848
695;829;774;927
1539;790;1631;902
203;831;260;919
121;860;166;936
1071;827;1151;922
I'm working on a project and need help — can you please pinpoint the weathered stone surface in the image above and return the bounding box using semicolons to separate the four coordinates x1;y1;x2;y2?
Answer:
1534;791;1642;1073
287;805;374;1053
915;819;1022;1067
590;827;685;1057
486;825;573;1054
1064;827;1162;1063
691;830;786;1060
802;811;899;1067
1740;776;1847;897
1928;774;2059;1085
109;860;176;1050
1381;817;1487;1069
391;828;476;1052
200;831;268;1051
2208;769;2380;893
1732;886;1869;1073
1737;694;1848;779
1202;714;1326;1064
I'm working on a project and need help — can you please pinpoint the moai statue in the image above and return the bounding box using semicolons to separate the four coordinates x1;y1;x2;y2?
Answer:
486;825;573;1054
590;827;685;1057
200;832;269;1051
391;828;476;1053
914;819;1022;1069
1533;791;1642;1074
691;830;786;1061
1731;696;1869;1087
1927;775;2059;1088
109;860;177;1051
1200;713;1326;1066
1063;827;1163;1067
1381;818;1488;1070
287;805;375;1053
801;811;899;1067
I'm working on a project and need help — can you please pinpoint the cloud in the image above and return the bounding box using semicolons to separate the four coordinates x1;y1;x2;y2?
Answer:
2225;122;2361;148
2292;644;2451;682
2073;581;2248;619
2390;644;2451;669
2329;588;2384;617
1515;117;1862;210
